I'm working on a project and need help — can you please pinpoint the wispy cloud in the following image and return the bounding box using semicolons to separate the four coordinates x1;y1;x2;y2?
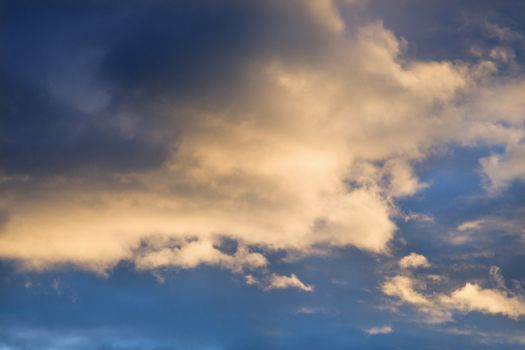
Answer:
364;325;393;335
246;273;314;292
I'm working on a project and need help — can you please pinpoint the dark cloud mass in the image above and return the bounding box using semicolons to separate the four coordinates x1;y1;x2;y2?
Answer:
0;70;167;175
0;0;342;177
1;1;525;349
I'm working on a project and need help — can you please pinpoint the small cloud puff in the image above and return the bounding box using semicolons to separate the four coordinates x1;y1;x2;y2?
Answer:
267;273;314;292
294;306;327;315
457;220;486;232
364;325;393;335
246;273;314;292
399;253;430;269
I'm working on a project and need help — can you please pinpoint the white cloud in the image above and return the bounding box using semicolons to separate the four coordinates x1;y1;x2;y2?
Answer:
448;214;525;247
135;238;267;272
402;212;434;224
441;283;525;319
446;234;473;246
382;266;525;322
399;253;430;269
266;273;314;292
381;274;453;324
384;160;428;197
447;220;487;245
244;273;314;292
481;143;525;191
382;275;431;306
457;220;486;232
364;325;393;335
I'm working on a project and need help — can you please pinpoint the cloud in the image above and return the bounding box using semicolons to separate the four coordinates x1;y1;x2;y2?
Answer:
266;273;314;292
449;220;487;245
306;0;346;33
448;213;525;247
382;262;525;322
480;143;525;191
440;283;525;319
294;306;327;314
399;253;430;269
438;326;525;346
383;160;428;197
484;21;523;42
363;325;393;335
382;275;432;306
245;273;314;292
1;0;525;279
135;238;267;272
457;220;486;232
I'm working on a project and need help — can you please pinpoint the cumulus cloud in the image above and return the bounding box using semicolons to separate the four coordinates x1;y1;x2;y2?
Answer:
399;253;430;269
382;262;525;322
1;0;525;279
440;283;525;319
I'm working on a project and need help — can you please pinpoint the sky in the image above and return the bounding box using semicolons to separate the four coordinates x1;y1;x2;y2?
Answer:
1;0;525;349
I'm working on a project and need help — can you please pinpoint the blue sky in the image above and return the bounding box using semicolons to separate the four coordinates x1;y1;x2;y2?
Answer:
1;1;525;349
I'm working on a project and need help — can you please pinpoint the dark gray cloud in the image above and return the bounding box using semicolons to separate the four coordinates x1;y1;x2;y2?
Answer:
0;1;174;177
0;70;167;176
0;210;8;232
95;0;347;124
0;0;343;179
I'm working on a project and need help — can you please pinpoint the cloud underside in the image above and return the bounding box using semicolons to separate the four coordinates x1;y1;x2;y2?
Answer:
1;0;525;281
